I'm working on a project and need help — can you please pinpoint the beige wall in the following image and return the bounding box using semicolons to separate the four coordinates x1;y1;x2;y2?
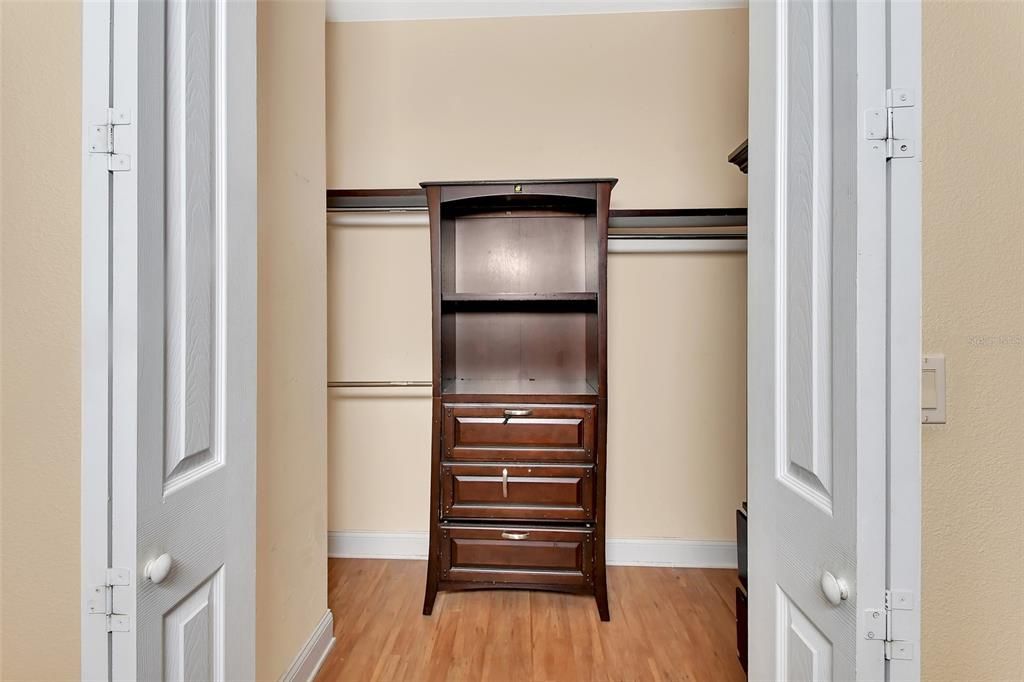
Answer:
0;2;82;679
607;253;746;539
0;2;330;680
327;10;749;209
921;2;1024;680
256;1;329;679
326;10;749;542
327;216;433;532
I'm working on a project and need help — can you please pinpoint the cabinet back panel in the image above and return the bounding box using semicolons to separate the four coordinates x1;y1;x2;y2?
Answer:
452;311;589;382
453;215;589;294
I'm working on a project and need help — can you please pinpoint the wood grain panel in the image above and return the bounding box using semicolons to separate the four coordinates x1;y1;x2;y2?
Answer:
778;0;834;511
164;0;220;490
445;404;594;453
442;463;594;521
316;559;746;682
453;215;588;294
130;0;255;678
452;311;589;384
163;566;224;681
775;586;833;681
441;525;592;587
749;0;878;676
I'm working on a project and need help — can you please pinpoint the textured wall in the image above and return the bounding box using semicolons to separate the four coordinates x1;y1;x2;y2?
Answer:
326;10;748;209
921;2;1024;679
256;1;329;679
0;2;82;679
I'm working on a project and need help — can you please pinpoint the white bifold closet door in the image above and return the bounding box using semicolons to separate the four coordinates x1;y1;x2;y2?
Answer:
97;1;258;679
747;0;910;680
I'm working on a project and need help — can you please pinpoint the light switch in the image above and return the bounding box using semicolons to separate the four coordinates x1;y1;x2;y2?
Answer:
921;354;946;424
921;369;937;409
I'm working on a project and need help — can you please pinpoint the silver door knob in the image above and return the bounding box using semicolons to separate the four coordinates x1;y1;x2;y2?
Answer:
145;553;173;584
820;571;849;606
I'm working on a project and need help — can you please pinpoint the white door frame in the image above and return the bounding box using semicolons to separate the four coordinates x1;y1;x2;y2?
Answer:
81;1;921;679
81;0;115;676
885;1;922;677
82;3;145;674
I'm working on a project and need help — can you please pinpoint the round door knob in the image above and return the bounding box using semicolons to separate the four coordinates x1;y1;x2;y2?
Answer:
821;571;849;606
145;553;173;584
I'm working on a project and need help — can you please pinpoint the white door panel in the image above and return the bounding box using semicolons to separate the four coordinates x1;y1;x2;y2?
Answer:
163;0;220;491
748;0;890;679
103;1;256;679
162;568;225;681
777;588;834;682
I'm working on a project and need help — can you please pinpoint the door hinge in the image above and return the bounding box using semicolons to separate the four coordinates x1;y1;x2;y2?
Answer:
863;589;914;661
865;89;915;159
87;108;131;172
86;567;132;633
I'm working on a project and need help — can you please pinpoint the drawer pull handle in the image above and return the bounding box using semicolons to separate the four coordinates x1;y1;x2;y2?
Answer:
501;531;529;541
502;468;509;497
503;409;532;418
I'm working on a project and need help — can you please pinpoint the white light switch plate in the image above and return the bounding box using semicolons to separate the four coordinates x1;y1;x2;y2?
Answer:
921;354;946;424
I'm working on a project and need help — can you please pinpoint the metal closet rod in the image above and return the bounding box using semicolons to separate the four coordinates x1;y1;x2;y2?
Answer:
328;380;431;388
325;189;748;232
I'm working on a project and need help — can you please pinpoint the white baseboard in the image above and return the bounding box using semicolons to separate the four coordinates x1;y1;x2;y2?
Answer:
328;531;736;569
606;537;736;568
327;1;747;24
329;530;428;560
279;610;335;682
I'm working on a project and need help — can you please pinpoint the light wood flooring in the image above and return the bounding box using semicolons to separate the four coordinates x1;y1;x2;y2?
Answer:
315;558;745;682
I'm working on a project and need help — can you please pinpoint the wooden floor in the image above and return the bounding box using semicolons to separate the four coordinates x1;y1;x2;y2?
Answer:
316;559;745;682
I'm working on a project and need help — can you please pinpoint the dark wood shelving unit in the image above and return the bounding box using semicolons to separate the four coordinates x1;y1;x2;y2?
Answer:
421;178;615;621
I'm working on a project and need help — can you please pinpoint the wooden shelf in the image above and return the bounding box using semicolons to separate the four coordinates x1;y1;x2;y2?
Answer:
442;292;597;311
444;292;596;302
441;378;599;397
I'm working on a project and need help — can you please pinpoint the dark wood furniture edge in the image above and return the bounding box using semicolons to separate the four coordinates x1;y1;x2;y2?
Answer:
728;139;749;174
327;188;746;217
419;177;619;187
327;188;427;211
326;189;748;235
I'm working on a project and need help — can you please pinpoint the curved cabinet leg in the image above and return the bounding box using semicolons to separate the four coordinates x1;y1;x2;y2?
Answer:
422;553;439;615
423;397;443;616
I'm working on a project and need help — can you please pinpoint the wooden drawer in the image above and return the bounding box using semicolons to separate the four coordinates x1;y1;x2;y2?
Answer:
441;463;594;521
440;525;593;587
443;403;595;462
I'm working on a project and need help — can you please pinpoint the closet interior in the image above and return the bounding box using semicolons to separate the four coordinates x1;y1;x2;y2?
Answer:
324;7;750;679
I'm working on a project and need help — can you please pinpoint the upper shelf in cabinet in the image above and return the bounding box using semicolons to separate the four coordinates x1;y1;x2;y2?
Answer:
441;292;598;311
